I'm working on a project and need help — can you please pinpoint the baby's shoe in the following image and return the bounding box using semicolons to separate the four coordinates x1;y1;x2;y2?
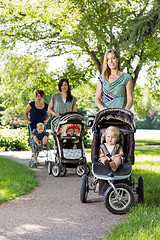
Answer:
110;161;117;172
104;159;111;168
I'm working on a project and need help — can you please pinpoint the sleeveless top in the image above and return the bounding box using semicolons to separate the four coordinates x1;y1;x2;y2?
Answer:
29;101;48;130
51;92;77;115
98;72;132;109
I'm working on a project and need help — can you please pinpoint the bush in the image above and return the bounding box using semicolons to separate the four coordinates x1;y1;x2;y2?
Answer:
0;127;30;151
0;126;92;151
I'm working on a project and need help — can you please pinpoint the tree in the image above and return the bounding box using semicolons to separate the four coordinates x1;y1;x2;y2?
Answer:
0;0;160;90
0;54;56;126
133;84;160;128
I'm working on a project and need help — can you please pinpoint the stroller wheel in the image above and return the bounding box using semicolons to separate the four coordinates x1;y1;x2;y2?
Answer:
52;164;60;177
76;164;86;177
86;164;91;176
104;183;135;214
47;161;53;175
138;176;144;203
60;164;67;177
29;161;37;168
80;175;89;203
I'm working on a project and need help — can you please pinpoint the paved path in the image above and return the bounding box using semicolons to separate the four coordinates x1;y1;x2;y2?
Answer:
0;151;122;240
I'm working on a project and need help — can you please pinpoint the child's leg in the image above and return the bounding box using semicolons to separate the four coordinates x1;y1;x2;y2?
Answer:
110;156;122;172
99;156;111;168
33;136;40;146
41;136;48;145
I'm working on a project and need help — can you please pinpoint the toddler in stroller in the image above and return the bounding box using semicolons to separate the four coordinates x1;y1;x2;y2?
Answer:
28;123;52;168
99;126;124;172
32;122;49;148
80;108;144;214
47;112;90;177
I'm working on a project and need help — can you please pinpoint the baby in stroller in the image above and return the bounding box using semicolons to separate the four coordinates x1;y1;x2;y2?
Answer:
32;122;49;148
99;126;124;172
80;109;144;214
28;122;51;168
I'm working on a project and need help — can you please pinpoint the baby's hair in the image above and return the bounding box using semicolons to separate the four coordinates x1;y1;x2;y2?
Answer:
36;122;45;129
104;126;120;141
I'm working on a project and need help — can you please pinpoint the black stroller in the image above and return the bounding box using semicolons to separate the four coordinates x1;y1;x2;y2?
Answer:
28;125;52;168
80;109;144;214
48;112;90;177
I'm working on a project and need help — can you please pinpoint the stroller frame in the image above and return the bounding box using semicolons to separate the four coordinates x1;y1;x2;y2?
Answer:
28;125;52;168
80;109;144;214
48;112;90;177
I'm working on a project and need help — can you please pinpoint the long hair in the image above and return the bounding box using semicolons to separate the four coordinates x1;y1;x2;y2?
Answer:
58;78;73;102
102;49;121;80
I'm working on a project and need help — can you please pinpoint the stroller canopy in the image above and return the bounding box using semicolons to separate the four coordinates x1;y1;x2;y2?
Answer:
92;108;136;133
51;112;85;134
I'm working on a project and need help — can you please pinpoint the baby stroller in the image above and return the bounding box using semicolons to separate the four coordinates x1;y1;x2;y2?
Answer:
80;108;144;214
48;112;90;177
28;125;52;168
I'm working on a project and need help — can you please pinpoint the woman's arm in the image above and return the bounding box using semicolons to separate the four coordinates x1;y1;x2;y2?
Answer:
72;104;77;112
24;104;32;125
43;110;50;125
95;81;106;110
48;99;60;117
125;79;133;110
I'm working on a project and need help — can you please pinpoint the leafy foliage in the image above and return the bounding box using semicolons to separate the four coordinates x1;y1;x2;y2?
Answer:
0;128;30;151
0;0;160;89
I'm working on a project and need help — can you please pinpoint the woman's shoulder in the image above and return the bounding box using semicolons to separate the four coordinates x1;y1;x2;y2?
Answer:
52;92;61;99
97;75;103;84
122;72;132;80
72;95;77;101
45;103;48;109
29;101;35;107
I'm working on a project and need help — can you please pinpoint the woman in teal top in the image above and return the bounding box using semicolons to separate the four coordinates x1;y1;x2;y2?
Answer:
95;49;133;111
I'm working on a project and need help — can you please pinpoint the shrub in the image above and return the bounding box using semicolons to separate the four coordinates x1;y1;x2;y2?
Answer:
0;128;30;151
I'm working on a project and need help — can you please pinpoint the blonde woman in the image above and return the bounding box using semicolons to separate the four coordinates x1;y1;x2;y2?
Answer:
95;49;133;111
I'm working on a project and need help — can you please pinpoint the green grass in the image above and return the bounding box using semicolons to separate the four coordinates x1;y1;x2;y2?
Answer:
135;139;160;146
104;147;160;240
0;157;38;204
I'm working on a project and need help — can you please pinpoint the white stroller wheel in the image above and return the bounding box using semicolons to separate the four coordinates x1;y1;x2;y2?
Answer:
76;164;86;177
52;164;60;177
104;183;135;214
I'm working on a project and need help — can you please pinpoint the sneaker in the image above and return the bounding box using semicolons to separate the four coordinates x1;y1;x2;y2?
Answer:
110;161;117;172
104;159;111;168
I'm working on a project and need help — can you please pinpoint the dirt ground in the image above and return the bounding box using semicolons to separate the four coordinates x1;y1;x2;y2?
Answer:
0;151;122;240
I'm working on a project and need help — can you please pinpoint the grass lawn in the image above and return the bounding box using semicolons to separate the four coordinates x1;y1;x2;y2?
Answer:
0;157;38;204
103;146;160;240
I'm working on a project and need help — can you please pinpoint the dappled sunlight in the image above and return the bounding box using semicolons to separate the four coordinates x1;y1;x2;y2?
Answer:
49;217;80;226
14;224;46;235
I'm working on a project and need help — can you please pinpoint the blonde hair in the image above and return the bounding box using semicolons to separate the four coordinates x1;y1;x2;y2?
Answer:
36;122;45;129
104;126;120;141
102;49;121;80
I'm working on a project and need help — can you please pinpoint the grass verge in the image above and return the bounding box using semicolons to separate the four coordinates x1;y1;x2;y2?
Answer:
103;146;160;240
0;157;38;204
135;139;160;146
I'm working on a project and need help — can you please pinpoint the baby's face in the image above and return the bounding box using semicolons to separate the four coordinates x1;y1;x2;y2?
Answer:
73;128;79;136
37;126;44;134
67;128;74;136
105;130;117;146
